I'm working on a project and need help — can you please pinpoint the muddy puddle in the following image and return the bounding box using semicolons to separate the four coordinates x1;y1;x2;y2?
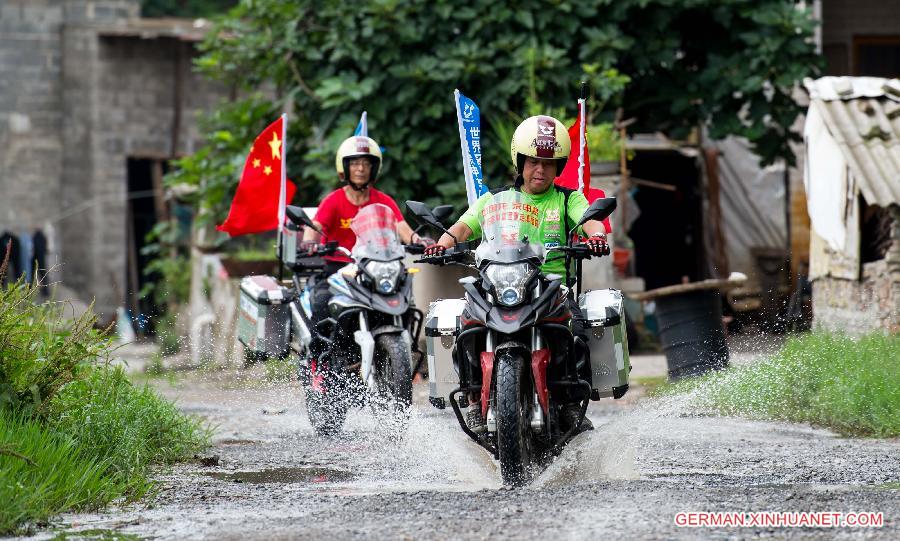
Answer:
207;466;354;484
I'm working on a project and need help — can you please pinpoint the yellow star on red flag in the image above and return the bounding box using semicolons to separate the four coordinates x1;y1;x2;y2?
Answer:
217;115;295;237
269;132;282;161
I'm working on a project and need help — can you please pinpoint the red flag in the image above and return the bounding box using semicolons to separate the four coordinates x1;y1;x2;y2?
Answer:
217;116;296;237
555;107;612;234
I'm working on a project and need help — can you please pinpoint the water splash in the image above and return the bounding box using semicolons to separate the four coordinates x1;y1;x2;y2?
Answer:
534;391;700;487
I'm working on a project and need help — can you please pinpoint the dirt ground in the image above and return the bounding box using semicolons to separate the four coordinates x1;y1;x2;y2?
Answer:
16;346;900;541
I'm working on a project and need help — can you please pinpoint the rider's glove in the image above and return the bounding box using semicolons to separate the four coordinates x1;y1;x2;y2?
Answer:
586;234;610;256
299;241;320;257
411;233;435;247
423;243;446;258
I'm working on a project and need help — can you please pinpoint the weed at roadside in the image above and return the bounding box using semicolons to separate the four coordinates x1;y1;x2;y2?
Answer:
47;367;210;495
666;332;900;437
0;411;127;535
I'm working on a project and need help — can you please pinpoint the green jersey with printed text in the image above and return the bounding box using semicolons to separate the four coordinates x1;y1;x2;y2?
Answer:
459;186;589;276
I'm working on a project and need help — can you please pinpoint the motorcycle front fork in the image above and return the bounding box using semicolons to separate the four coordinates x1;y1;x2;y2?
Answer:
356;313;408;393
483;327;546;434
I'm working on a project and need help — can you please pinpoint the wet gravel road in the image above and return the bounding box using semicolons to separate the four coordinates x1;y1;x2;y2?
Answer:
32;370;899;540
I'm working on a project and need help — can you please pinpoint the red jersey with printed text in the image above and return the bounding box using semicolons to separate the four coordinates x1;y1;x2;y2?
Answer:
313;187;404;262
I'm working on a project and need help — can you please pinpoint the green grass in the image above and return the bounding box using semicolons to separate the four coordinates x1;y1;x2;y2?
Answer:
0;261;210;534
0;411;128;535
633;376;668;396
668;332;900;437
48;367;210;496
263;357;295;383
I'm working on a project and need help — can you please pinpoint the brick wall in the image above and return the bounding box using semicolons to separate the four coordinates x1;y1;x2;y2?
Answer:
61;32;228;315
812;206;900;334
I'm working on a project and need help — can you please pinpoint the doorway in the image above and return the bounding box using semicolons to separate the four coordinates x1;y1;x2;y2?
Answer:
626;150;705;290
126;157;170;335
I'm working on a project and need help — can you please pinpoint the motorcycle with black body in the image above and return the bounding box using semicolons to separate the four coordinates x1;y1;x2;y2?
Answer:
407;191;626;485
280;203;427;436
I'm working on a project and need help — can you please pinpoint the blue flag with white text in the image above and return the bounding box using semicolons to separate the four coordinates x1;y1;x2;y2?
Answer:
353;111;368;137
454;90;487;205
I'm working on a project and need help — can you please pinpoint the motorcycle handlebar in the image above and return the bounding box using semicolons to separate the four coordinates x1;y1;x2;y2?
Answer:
548;244;605;259
415;248;469;265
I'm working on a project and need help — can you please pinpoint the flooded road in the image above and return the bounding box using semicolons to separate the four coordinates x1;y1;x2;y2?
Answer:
33;369;899;540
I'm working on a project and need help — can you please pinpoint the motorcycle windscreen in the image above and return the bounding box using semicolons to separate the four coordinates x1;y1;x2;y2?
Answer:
475;190;545;265
350;203;405;261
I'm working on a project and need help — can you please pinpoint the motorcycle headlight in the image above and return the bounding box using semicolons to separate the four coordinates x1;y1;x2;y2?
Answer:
484;263;535;307
364;260;402;294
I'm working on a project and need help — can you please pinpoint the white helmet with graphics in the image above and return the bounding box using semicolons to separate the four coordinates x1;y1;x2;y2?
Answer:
509;115;571;176
335;135;382;189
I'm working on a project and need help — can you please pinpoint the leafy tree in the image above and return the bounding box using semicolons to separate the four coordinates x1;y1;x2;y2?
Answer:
170;0;820;230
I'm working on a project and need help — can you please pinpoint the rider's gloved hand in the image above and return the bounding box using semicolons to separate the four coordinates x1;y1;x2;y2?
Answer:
586;234;610;256
410;233;435;248
299;241;320;257
423;243;446;258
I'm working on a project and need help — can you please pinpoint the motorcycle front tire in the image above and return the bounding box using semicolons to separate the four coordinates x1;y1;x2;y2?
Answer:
376;334;413;413
303;368;350;437
495;351;534;487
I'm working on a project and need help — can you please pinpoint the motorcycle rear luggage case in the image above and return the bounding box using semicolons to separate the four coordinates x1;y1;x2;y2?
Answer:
238;275;296;360
424;298;466;408
578;288;630;399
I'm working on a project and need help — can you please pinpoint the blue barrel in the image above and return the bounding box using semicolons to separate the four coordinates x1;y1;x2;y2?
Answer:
654;289;729;380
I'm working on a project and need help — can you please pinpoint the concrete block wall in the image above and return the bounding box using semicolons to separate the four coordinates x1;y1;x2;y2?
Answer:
822;0;900;74
3;0;228;317
0;0;65;241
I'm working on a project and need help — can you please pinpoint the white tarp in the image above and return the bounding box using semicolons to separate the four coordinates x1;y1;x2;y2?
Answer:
803;104;850;252
710;136;787;284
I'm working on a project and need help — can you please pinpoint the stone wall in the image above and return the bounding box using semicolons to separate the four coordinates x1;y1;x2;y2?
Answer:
812;207;900;334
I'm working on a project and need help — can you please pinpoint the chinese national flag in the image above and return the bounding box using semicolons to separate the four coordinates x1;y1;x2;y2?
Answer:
555;111;612;234
217;116;296;237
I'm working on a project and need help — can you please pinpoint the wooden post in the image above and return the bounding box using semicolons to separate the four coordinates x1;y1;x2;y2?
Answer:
702;147;729;277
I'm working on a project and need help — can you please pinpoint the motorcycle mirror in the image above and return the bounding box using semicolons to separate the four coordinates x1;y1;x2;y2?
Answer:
432;205;454;226
286;205;320;233
406;200;458;242
405;200;440;227
575;197;617;228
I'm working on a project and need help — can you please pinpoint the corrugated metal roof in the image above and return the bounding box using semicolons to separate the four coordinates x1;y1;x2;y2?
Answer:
803;76;900;208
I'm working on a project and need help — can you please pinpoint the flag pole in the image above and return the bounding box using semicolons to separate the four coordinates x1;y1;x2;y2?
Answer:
278;113;288;231
577;81;588;196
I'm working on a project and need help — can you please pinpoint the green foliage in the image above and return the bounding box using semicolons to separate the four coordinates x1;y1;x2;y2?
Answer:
0;411;128;535
0;276;109;415
0;259;209;533
140;0;237;18
669;332;900;437
48;367;210;493
586;123;625;162
175;0;820;226
154;311;182;355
